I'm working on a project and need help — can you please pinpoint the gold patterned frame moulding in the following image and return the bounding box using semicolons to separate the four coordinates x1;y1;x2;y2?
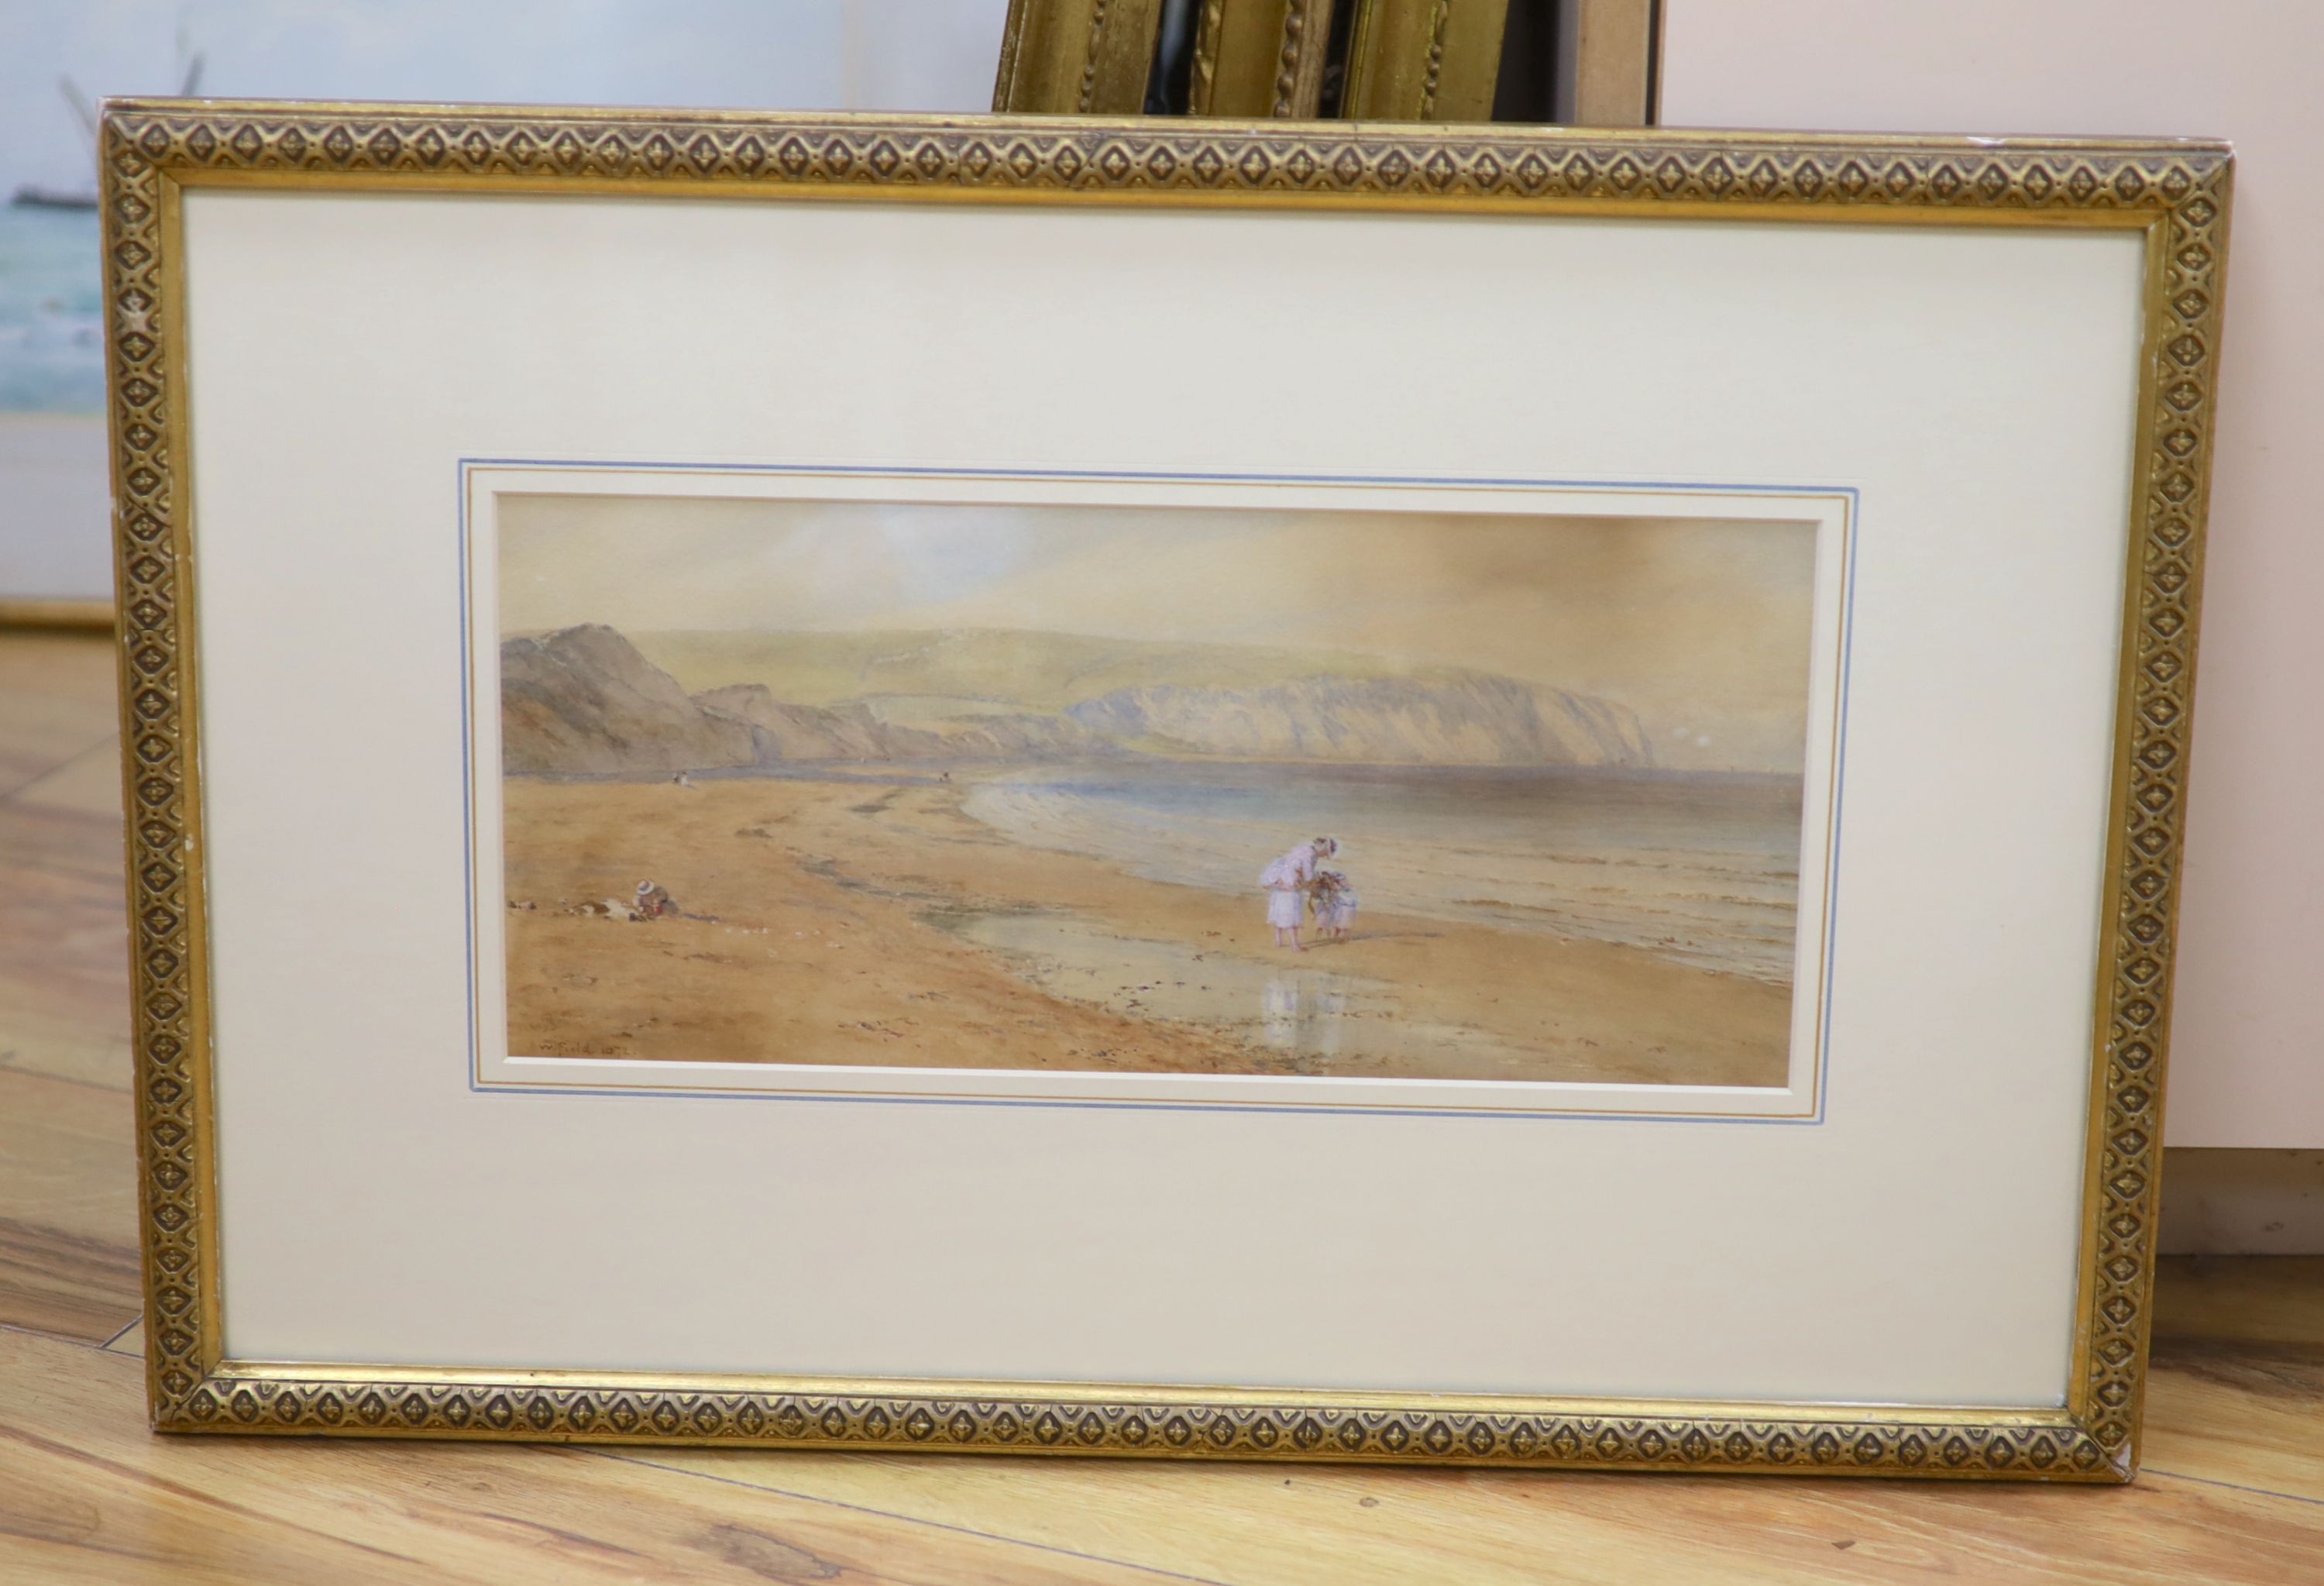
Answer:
102;99;2228;1479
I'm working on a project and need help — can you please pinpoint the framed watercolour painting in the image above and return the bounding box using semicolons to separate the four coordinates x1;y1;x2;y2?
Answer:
476;473;1840;1113
105;101;2227;1478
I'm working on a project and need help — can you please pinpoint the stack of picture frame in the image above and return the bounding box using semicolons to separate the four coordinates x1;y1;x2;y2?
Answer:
994;0;1535;122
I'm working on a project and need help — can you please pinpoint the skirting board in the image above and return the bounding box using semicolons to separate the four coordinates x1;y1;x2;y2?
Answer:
0;598;114;630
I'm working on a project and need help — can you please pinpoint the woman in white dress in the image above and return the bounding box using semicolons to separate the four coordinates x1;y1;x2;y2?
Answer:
1259;835;1335;950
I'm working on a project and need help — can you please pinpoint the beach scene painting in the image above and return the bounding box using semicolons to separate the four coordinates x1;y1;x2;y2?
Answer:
492;494;1823;1089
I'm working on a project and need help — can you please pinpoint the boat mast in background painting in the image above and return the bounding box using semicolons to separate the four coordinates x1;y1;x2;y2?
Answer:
9;42;201;212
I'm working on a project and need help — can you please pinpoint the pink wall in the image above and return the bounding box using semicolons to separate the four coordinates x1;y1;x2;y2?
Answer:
1661;1;2322;1145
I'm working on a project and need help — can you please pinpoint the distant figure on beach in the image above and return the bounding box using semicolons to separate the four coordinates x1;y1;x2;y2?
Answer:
1259;835;1336;951
1312;869;1358;942
634;880;677;919
671;771;696;790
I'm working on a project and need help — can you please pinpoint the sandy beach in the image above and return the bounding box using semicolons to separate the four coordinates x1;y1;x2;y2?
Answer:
500;771;1793;1086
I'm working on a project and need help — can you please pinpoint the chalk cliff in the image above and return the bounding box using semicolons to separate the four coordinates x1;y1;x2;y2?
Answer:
691;686;895;760
1064;674;1650;766
500;624;757;774
503;624;1650;772
691;686;1121;762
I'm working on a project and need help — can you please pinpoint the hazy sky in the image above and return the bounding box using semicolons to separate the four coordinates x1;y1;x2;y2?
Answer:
1;0;1005;190
500;495;1820;772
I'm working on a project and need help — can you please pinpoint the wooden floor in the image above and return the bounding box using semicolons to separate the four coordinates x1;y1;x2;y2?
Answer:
2;627;2320;1584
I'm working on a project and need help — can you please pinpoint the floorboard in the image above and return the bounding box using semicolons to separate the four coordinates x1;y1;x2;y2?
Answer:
0;1329;1194;1586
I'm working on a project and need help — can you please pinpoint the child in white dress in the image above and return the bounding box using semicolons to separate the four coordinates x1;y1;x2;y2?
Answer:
1312;869;1359;941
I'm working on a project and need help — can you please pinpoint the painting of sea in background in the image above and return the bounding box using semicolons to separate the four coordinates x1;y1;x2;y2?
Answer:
0;207;104;413
0;0;1010;415
493;495;1822;1088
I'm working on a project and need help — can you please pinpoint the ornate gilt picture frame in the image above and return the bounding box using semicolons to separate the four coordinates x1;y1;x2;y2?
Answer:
104;100;2226;1478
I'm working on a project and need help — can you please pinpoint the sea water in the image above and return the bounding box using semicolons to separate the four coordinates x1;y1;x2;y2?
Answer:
962;762;1804;984
0;206;105;413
